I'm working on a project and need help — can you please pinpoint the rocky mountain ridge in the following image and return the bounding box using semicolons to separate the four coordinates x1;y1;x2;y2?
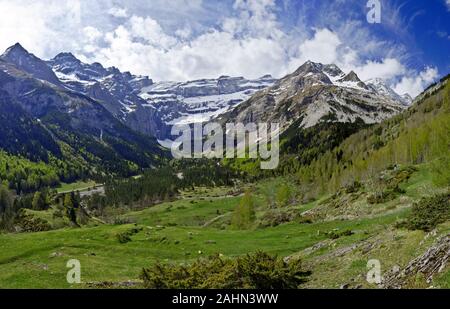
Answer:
1;43;413;146
217;61;408;135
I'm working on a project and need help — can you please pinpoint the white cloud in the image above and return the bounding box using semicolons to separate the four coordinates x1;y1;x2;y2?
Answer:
128;16;178;49
0;0;82;58
225;0;283;39
90;0;291;81
393;67;439;97
446;0;450;10
96;24;288;81
0;0;438;97
288;29;342;70
175;27;192;40
83;26;102;42
108;6;128;18
354;58;406;81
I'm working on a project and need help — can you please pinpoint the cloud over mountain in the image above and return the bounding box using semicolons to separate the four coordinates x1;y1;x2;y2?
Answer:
0;0;445;97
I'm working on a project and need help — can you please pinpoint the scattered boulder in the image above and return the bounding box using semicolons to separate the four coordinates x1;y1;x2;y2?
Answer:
382;234;449;288
49;252;64;258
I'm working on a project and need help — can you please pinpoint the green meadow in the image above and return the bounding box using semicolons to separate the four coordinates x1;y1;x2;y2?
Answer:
0;164;448;289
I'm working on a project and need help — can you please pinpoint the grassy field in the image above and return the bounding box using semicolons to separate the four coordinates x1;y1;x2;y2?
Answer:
0;165;448;288
56;181;98;194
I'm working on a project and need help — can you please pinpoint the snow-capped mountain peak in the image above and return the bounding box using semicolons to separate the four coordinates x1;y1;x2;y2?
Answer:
2;42;28;57
365;78;412;105
1;43;62;86
322;64;345;78
340;71;361;83
217;61;408;134
288;62;409;104
0;43;415;149
139;75;276;127
45;51;166;138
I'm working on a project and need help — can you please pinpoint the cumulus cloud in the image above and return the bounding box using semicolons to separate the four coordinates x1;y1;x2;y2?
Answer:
0;0;82;58
0;0;439;97
83;26;102;42
224;0;283;39
128;16;178;49
394;67;439;97
91;0;290;81
97;25;288;81
354;58;406;81
175;27;192;40
108;6;128;18
288;29;342;70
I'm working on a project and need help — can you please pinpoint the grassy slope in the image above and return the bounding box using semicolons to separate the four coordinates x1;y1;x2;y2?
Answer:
0;164;448;288
56;181;98;194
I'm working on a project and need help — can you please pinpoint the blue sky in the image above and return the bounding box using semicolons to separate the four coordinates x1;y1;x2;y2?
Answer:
0;0;449;96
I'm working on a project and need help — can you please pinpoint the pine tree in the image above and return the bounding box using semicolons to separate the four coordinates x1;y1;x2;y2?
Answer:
31;191;46;211
232;190;255;230
63;193;73;209
0;185;14;230
63;193;77;224
276;183;291;207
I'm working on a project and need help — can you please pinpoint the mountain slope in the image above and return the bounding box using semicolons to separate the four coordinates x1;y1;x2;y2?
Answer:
294;75;450;195
0;59;448;290
1;43;62;87
218;61;406;134
0;89;61;162
0;44;168;182
48;52;168;139
366;78;412;106
139;75;275;140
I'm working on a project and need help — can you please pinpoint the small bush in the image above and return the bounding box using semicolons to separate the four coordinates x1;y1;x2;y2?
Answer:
345;181;362;194
367;166;416;204
15;210;52;233
367;190;397;204
259;210;297;227
327;229;354;240
116;226;143;243
276;184;292;207
116;232;132;244
141;251;310;289
402;193;450;232
386;167;416;190
297;216;313;224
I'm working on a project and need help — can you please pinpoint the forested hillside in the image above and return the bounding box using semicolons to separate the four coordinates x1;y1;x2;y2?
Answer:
0;46;169;194
295;78;450;197
226;78;449;199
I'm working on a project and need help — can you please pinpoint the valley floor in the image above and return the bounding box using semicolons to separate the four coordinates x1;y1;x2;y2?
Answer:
0;165;448;289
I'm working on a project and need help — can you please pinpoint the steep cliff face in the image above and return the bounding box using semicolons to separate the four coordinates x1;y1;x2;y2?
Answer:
139;75;275;140
48;52;168;139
